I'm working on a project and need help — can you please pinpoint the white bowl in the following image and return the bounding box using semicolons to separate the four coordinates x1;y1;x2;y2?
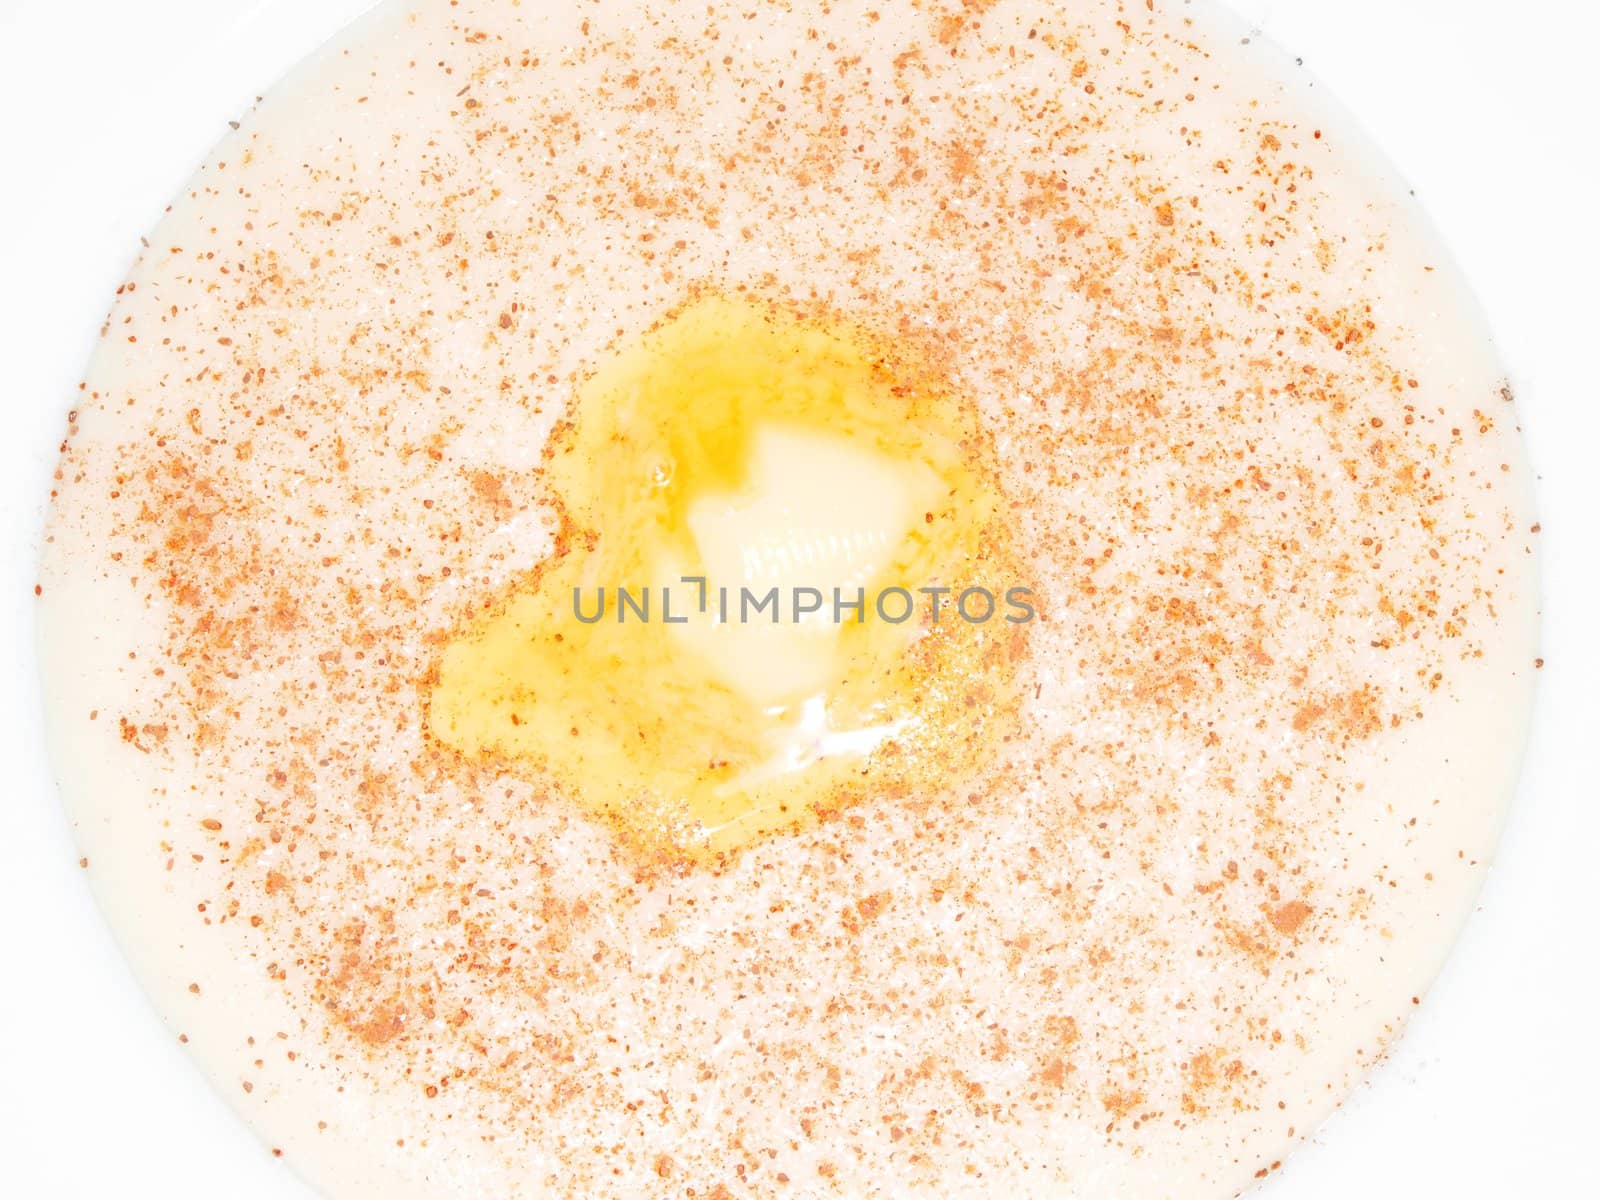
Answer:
1;1;1593;1196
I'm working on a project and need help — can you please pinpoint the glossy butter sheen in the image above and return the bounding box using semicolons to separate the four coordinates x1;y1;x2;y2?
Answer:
427;296;1022;859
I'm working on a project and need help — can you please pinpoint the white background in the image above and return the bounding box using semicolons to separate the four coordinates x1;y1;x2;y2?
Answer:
0;0;1594;1196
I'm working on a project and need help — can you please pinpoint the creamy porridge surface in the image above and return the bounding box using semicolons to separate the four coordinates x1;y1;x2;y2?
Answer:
39;1;1538;1197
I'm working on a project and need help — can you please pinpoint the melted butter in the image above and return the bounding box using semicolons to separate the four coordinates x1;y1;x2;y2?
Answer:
428;296;1025;864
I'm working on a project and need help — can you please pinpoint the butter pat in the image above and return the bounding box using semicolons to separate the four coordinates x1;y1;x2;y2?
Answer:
673;425;937;705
